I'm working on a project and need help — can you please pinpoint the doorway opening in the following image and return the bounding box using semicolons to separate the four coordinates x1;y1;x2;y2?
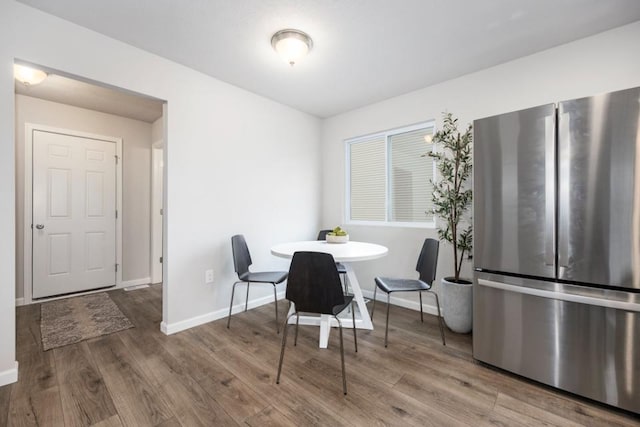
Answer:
14;61;166;305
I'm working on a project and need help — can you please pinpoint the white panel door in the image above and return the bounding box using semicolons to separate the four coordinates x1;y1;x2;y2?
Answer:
32;130;117;298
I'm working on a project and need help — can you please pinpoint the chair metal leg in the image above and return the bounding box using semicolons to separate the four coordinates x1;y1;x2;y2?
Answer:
294;313;300;346
276;313;296;384
343;274;351;313
273;284;279;334
351;301;358;352
431;291;446;346
419;291;424;323
385;292;391;348
335;316;347;395
244;282;251;311
371;285;378;318
227;281;241;329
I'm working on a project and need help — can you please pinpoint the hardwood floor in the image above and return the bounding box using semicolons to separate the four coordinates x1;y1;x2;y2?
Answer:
2;284;638;426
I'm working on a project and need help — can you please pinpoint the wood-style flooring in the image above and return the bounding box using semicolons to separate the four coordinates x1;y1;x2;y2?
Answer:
2;284;638;426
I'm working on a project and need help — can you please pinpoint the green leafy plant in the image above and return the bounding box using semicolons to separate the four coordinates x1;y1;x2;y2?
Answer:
426;112;473;282
328;226;348;236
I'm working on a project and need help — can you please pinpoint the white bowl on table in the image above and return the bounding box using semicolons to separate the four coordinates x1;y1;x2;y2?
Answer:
326;234;349;244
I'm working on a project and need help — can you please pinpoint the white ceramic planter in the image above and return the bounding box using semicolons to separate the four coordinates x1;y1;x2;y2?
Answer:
326;234;349;243
441;277;473;334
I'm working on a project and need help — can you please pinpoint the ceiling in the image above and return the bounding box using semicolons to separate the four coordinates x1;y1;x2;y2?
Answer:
18;0;640;118
15;73;163;123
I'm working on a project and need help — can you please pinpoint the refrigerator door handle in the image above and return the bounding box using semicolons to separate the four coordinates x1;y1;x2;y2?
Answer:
558;112;571;269
477;278;640;312
544;114;555;266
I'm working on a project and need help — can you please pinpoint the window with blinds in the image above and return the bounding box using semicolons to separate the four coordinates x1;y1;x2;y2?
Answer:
346;122;435;226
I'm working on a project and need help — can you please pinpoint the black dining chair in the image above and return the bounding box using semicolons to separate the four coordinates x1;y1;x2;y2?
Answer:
276;251;357;395
372;238;446;347
317;229;349;294
227;234;288;333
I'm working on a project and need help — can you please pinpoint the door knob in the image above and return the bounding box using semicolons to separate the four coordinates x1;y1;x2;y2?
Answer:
35;224;44;230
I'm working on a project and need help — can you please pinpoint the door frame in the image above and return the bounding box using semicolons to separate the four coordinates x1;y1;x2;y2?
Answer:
23;123;123;304
150;140;163;284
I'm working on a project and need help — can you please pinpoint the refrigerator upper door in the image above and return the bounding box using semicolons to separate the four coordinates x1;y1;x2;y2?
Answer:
474;104;556;278
558;86;640;290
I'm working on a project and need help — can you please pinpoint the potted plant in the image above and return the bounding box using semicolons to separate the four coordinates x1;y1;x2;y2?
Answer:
427;112;473;333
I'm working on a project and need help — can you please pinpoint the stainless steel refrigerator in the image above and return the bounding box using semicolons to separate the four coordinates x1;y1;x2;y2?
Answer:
473;86;640;414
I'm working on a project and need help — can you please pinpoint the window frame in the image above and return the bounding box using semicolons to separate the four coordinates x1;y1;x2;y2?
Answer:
344;120;437;228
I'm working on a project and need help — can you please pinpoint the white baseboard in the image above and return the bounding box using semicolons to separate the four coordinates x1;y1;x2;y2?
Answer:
124;284;150;291
361;289;442;317
0;362;19;386
120;277;151;287
161;290;286;335
15;298;25;307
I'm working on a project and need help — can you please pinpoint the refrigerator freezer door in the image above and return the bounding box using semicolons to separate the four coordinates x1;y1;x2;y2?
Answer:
474;273;640;414
474;104;556;278
558;86;640;289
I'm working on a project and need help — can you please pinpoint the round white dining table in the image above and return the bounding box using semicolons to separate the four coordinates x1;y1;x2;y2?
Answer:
271;240;388;348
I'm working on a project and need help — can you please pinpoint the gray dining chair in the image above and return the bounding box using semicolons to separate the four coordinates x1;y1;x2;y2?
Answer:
276;251;357;395
372;238;446;347
227;234;288;333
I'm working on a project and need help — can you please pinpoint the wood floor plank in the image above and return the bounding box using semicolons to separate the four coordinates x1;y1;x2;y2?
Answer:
0;383;12;427
243;405;297;427
87;335;174;427
493;392;583;427
89;414;123;427
159;330;268;423
54;342;118;427
153;417;182;427
10;344;57;402
8;386;65;427
8;286;639;427
302;356;468;427
210;343;354;426
119;331;239;427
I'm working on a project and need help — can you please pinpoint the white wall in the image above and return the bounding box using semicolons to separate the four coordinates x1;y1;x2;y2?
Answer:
0;0;18;386
0;1;321;385
321;21;640;312
14;94;154;300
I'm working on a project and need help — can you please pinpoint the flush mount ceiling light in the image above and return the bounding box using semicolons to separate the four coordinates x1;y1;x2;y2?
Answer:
271;29;313;67
14;64;48;86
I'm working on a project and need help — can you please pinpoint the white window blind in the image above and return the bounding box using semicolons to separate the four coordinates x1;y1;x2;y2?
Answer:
349;135;386;221
346;122;435;227
389;128;434;222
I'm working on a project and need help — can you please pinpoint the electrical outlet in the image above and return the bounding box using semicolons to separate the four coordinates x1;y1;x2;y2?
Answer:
205;269;214;284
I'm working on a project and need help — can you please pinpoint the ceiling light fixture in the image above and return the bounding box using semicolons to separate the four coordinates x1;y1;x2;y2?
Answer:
271;29;313;67
14;64;48;86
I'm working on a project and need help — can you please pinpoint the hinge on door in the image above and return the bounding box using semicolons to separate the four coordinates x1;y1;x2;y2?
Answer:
115;210;118;219
160;256;163;263
115;155;119;164
160;208;163;215
115;263;119;272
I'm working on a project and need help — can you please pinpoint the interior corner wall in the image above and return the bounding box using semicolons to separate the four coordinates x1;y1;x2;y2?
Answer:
1;0;321;379
14;94;154;301
0;1;18;385
151;116;163;143
320;21;640;311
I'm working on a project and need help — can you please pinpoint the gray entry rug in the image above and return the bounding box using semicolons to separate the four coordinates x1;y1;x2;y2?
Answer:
40;292;134;351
